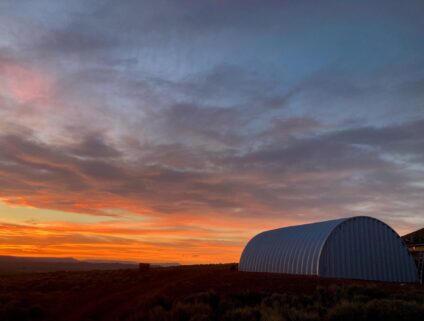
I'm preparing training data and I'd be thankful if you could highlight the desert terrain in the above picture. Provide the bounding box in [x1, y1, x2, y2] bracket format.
[0, 264, 423, 321]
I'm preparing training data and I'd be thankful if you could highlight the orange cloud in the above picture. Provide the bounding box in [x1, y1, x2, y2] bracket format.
[0, 220, 245, 264]
[0, 198, 312, 264]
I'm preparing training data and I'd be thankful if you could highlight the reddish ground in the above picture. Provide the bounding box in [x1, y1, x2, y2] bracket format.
[0, 265, 422, 321]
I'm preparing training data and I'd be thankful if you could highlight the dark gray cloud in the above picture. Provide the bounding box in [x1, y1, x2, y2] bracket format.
[69, 135, 122, 158]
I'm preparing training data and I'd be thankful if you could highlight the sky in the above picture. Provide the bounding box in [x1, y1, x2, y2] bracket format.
[0, 0, 424, 264]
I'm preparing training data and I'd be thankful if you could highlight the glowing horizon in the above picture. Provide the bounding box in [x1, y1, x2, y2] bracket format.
[0, 200, 418, 264]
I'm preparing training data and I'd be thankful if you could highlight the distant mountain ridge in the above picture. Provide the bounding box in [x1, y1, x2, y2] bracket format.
[0, 255, 138, 274]
[0, 255, 180, 274]
[0, 256, 79, 263]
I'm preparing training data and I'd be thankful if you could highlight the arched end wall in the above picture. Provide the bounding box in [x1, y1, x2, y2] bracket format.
[318, 217, 417, 282]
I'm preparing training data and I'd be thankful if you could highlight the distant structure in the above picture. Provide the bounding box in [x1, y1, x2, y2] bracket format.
[403, 228, 424, 284]
[239, 216, 418, 283]
[138, 263, 150, 272]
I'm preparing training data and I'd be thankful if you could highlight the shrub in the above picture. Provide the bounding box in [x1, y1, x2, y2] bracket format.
[364, 299, 424, 321]
[326, 299, 424, 321]
[259, 306, 285, 321]
[326, 301, 364, 321]
[284, 308, 320, 321]
[222, 306, 261, 321]
[147, 306, 169, 321]
[139, 284, 424, 321]
[171, 302, 212, 321]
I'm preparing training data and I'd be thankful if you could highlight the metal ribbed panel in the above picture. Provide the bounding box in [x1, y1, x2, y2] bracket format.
[239, 216, 418, 283]
[239, 218, 345, 275]
[318, 217, 418, 282]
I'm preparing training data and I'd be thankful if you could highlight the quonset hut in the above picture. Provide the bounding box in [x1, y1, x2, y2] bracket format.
[239, 216, 418, 282]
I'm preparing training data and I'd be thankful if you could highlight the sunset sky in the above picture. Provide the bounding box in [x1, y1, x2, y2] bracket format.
[1, 0, 424, 264]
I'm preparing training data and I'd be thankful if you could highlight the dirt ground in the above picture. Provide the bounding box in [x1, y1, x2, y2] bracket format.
[0, 265, 422, 321]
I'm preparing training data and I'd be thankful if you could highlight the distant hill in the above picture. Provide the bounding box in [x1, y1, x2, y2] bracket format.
[151, 262, 181, 267]
[0, 256, 79, 263]
[0, 256, 138, 274]
[0, 256, 180, 274]
[83, 259, 180, 267]
[402, 228, 424, 244]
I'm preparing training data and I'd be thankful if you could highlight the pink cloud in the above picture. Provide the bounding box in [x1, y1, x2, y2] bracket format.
[0, 63, 52, 104]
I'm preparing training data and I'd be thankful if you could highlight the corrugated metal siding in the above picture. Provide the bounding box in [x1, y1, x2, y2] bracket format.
[319, 217, 418, 282]
[239, 216, 418, 282]
[239, 218, 345, 274]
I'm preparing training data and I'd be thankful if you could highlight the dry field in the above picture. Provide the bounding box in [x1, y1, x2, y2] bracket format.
[0, 265, 423, 321]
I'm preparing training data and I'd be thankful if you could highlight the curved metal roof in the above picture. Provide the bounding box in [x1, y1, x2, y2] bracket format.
[239, 216, 418, 282]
